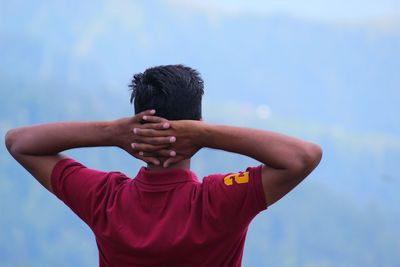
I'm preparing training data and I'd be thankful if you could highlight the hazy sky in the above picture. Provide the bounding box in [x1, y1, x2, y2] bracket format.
[169, 0, 400, 21]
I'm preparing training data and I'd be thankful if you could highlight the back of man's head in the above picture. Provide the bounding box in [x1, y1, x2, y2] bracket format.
[129, 64, 204, 120]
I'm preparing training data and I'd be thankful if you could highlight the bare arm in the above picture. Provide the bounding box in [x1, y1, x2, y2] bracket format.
[4, 110, 173, 192]
[200, 124, 322, 205]
[132, 118, 323, 206]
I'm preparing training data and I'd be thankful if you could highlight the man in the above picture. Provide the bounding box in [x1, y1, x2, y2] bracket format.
[5, 65, 322, 266]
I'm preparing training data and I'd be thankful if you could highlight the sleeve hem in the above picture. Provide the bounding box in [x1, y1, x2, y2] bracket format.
[50, 157, 76, 197]
[250, 165, 268, 211]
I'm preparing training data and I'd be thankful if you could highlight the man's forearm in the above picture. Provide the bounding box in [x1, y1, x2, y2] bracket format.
[5, 121, 116, 156]
[200, 124, 322, 172]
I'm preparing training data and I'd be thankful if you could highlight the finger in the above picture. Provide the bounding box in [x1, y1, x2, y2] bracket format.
[131, 143, 170, 152]
[133, 136, 176, 146]
[133, 128, 169, 137]
[138, 122, 171, 130]
[142, 115, 168, 124]
[133, 153, 160, 166]
[138, 149, 177, 158]
[163, 156, 184, 168]
[133, 110, 156, 122]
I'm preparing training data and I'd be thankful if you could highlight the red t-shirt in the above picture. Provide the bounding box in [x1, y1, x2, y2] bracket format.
[51, 158, 268, 267]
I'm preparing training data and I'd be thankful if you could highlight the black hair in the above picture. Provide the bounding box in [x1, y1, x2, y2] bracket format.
[129, 64, 204, 120]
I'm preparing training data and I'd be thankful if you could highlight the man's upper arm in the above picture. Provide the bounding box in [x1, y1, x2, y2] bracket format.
[204, 166, 268, 230]
[261, 165, 309, 206]
[16, 154, 129, 227]
[10, 152, 67, 193]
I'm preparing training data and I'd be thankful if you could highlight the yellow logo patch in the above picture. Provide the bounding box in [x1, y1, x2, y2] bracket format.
[224, 172, 249, 186]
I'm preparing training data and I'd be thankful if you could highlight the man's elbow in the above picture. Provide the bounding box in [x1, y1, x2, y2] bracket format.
[5, 129, 18, 154]
[292, 143, 323, 175]
[307, 143, 323, 166]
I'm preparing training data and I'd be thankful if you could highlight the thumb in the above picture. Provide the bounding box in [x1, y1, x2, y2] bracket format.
[163, 156, 183, 168]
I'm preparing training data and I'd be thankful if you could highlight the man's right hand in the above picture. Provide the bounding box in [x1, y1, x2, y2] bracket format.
[112, 111, 176, 166]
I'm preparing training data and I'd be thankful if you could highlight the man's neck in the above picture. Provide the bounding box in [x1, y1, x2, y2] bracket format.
[146, 159, 191, 171]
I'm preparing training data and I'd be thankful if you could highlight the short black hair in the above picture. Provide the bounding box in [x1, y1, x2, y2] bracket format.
[129, 64, 204, 120]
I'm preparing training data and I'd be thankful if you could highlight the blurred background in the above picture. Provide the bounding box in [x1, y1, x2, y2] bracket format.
[1, 0, 399, 266]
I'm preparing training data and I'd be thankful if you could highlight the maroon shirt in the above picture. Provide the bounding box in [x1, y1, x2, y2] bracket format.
[51, 158, 268, 267]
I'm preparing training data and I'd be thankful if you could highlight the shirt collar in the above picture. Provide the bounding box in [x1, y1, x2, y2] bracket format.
[135, 167, 199, 185]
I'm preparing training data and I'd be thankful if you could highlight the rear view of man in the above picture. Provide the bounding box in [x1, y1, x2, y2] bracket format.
[5, 65, 322, 266]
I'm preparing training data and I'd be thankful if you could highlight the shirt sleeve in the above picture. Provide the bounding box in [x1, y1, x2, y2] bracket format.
[51, 157, 129, 228]
[203, 165, 268, 230]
